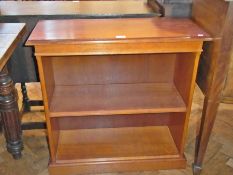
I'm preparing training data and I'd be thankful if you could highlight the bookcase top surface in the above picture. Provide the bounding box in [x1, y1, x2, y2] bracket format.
[26, 18, 211, 45]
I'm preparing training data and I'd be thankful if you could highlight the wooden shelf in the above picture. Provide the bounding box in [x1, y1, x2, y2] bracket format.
[56, 126, 179, 163]
[26, 18, 208, 173]
[49, 83, 186, 117]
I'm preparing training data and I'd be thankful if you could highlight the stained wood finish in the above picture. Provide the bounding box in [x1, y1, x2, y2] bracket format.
[33, 41, 204, 56]
[36, 56, 58, 160]
[50, 83, 186, 117]
[56, 126, 179, 162]
[50, 54, 176, 85]
[0, 1, 160, 17]
[192, 1, 233, 174]
[0, 23, 26, 159]
[0, 0, 163, 84]
[49, 157, 186, 175]
[51, 113, 178, 130]
[172, 52, 201, 153]
[0, 68, 22, 159]
[46, 54, 186, 117]
[26, 18, 211, 46]
[27, 18, 209, 174]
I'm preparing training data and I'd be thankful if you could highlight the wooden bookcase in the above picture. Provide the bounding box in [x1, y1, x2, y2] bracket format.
[26, 18, 211, 175]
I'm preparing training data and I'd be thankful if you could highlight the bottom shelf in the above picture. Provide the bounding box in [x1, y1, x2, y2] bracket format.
[56, 126, 180, 163]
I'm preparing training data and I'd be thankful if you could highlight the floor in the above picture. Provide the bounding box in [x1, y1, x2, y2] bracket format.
[0, 83, 233, 175]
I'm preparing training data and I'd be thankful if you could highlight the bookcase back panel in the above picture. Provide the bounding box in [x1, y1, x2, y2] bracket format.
[51, 113, 179, 130]
[46, 54, 176, 85]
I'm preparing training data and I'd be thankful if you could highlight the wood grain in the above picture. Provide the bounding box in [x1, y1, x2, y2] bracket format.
[34, 41, 204, 56]
[0, 23, 25, 159]
[0, 1, 158, 16]
[49, 54, 176, 85]
[49, 83, 186, 117]
[36, 56, 58, 162]
[49, 156, 186, 175]
[56, 126, 179, 163]
[51, 113, 175, 130]
[26, 18, 211, 46]
[27, 17, 208, 173]
[192, 0, 233, 174]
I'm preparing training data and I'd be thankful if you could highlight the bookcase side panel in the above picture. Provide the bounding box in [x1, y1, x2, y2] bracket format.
[36, 55, 57, 161]
[172, 52, 201, 152]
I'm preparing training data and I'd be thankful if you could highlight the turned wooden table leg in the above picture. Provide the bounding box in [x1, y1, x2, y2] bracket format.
[0, 68, 23, 159]
[21, 82, 31, 112]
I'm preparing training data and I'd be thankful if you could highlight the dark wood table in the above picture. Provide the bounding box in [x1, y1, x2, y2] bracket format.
[0, 0, 162, 17]
[0, 23, 26, 159]
[192, 0, 233, 174]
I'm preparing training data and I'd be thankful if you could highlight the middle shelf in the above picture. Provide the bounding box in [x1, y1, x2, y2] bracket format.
[49, 83, 186, 117]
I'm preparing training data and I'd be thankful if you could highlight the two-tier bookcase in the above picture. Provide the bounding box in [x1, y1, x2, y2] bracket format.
[26, 18, 211, 175]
